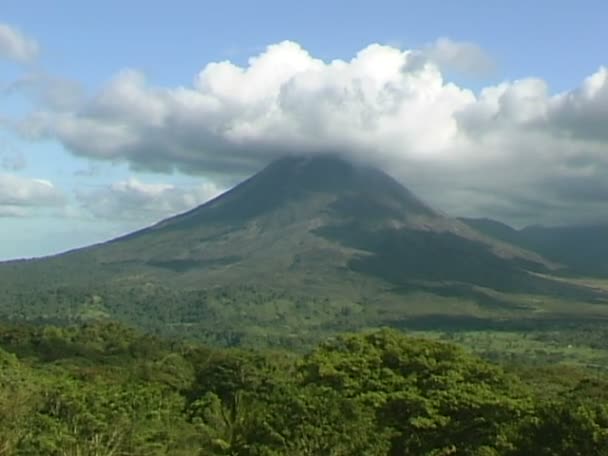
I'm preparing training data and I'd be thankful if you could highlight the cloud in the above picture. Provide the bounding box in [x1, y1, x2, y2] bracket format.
[425, 37, 495, 76]
[4, 73, 85, 111]
[0, 173, 65, 217]
[11, 40, 608, 226]
[0, 205, 26, 217]
[549, 67, 608, 141]
[18, 42, 475, 174]
[76, 178, 222, 221]
[0, 23, 39, 63]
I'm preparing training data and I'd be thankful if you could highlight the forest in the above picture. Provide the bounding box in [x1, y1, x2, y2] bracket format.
[2, 321, 608, 455]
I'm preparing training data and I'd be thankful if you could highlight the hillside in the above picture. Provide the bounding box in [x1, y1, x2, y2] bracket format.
[1, 155, 608, 347]
[462, 218, 608, 277]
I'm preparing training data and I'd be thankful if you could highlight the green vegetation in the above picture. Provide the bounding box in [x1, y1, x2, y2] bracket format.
[2, 322, 608, 455]
[411, 328, 608, 371]
[3, 276, 608, 359]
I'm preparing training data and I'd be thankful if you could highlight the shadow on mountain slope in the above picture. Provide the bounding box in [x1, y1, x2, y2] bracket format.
[315, 223, 606, 301]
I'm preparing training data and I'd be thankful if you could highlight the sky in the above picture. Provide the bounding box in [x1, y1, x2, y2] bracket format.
[1, 0, 608, 260]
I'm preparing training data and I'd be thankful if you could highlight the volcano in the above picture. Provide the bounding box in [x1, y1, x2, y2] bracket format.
[1, 155, 606, 345]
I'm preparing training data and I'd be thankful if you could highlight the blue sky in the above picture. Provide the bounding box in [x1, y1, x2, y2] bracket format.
[1, 1, 608, 259]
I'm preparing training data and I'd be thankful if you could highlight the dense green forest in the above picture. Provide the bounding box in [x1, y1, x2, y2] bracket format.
[2, 321, 608, 455]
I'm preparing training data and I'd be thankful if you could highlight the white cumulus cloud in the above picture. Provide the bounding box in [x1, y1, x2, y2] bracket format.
[11, 40, 608, 226]
[0, 173, 65, 217]
[19, 41, 475, 173]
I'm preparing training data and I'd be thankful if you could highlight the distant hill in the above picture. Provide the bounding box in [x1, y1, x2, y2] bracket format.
[461, 218, 608, 277]
[1, 155, 607, 347]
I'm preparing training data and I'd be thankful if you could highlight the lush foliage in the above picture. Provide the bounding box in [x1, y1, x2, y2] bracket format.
[2, 322, 608, 455]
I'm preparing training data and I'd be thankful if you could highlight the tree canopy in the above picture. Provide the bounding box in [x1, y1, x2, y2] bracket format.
[1, 322, 608, 455]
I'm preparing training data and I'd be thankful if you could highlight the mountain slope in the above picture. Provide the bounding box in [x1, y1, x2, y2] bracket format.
[462, 218, 608, 277]
[88, 155, 551, 278]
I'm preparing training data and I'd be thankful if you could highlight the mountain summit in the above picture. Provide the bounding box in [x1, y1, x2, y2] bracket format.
[1, 154, 604, 345]
[150, 154, 435, 231]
